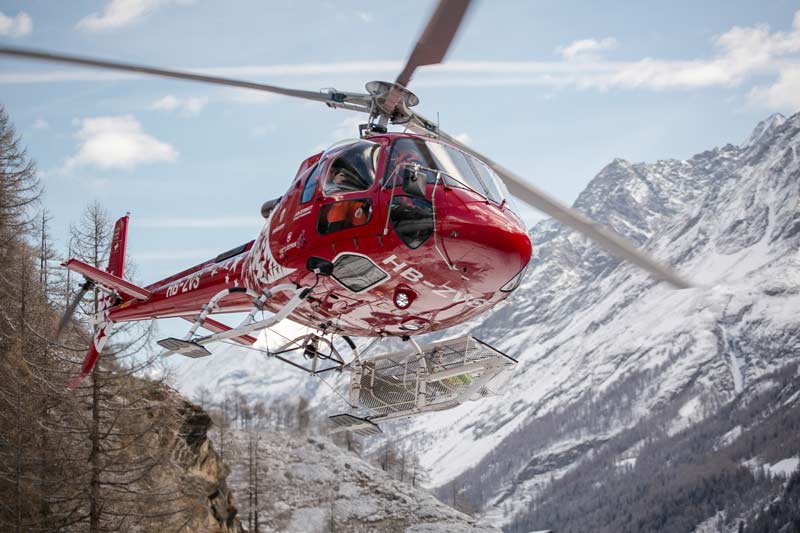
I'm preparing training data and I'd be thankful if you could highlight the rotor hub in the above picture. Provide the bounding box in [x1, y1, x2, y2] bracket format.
[366, 81, 420, 125]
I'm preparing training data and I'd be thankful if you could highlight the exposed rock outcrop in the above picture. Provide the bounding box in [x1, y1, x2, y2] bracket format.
[175, 399, 244, 533]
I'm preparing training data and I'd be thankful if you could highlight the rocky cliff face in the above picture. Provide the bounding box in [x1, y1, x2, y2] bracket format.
[176, 400, 245, 533]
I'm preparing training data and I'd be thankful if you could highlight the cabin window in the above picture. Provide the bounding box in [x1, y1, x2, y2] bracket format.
[389, 195, 433, 249]
[317, 199, 373, 235]
[332, 254, 388, 293]
[323, 141, 380, 196]
[301, 163, 322, 204]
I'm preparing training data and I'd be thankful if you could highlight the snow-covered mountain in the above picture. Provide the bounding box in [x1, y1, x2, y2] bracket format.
[168, 112, 800, 531]
[416, 111, 800, 529]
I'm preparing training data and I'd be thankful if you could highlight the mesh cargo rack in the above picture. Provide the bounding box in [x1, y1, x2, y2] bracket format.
[346, 336, 516, 423]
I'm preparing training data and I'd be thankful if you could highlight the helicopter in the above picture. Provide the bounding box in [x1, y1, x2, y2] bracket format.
[0, 0, 690, 434]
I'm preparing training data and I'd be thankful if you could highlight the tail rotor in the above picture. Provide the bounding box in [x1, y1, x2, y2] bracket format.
[57, 279, 94, 340]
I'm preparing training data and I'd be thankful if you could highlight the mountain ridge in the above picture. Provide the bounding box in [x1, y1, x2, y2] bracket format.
[421, 110, 800, 529]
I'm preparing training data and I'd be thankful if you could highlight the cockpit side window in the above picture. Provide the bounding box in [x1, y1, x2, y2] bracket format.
[389, 195, 433, 249]
[323, 142, 380, 196]
[300, 163, 321, 204]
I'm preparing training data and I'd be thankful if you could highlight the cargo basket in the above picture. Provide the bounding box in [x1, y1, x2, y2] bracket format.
[348, 336, 516, 422]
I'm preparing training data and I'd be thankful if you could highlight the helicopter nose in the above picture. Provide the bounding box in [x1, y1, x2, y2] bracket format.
[435, 192, 532, 293]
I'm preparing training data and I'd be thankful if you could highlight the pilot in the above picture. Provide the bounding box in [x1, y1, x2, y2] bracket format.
[325, 168, 357, 195]
[331, 170, 348, 189]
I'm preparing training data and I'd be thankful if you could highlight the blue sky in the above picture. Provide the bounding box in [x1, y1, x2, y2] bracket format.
[1, 0, 799, 290]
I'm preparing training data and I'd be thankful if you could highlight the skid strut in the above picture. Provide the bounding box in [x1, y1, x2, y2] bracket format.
[157, 284, 308, 357]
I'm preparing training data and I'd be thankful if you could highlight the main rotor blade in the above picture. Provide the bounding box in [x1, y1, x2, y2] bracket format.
[396, 0, 472, 87]
[0, 46, 371, 110]
[408, 115, 692, 289]
[57, 281, 92, 340]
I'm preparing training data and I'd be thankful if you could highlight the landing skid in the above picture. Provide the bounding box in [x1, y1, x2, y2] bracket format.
[157, 283, 309, 357]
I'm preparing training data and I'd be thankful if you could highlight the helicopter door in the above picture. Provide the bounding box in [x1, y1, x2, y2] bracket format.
[382, 138, 440, 253]
[306, 141, 385, 253]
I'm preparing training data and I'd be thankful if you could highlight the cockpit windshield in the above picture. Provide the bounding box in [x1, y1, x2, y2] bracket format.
[385, 137, 508, 204]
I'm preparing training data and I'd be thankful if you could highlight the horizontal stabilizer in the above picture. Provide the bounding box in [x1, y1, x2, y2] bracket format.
[180, 316, 257, 346]
[62, 258, 151, 300]
[156, 338, 212, 358]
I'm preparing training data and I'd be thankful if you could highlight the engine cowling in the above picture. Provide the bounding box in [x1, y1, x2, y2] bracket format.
[261, 197, 281, 219]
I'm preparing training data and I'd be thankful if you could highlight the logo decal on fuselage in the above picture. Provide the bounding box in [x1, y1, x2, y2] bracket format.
[381, 255, 486, 308]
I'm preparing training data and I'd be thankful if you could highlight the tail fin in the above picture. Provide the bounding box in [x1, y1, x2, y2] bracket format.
[67, 213, 130, 389]
[107, 212, 130, 278]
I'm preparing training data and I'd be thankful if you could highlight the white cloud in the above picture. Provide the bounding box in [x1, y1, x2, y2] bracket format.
[65, 115, 178, 170]
[76, 0, 194, 31]
[558, 37, 617, 61]
[330, 115, 364, 140]
[32, 118, 50, 130]
[183, 96, 208, 115]
[356, 11, 373, 23]
[150, 94, 180, 111]
[0, 10, 32, 36]
[748, 65, 800, 109]
[312, 116, 364, 152]
[453, 132, 471, 145]
[150, 95, 208, 116]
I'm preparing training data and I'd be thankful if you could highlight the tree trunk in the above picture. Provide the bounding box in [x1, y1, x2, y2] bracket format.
[254, 435, 259, 533]
[89, 371, 101, 533]
[89, 233, 101, 533]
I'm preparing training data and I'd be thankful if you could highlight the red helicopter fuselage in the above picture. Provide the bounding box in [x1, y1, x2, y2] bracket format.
[106, 132, 532, 338]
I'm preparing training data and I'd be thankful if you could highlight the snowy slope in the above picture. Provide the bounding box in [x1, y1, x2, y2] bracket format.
[224, 430, 500, 533]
